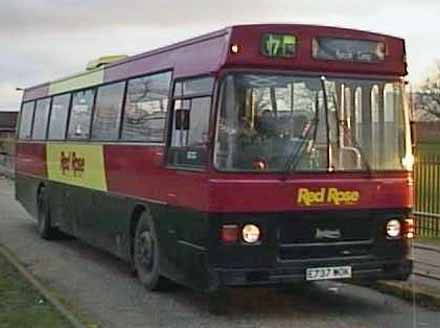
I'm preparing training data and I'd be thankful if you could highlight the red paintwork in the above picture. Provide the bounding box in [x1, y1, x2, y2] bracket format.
[102, 145, 414, 212]
[15, 142, 47, 177]
[104, 144, 414, 212]
[205, 173, 413, 213]
[16, 24, 411, 214]
[22, 24, 406, 102]
[226, 24, 406, 76]
[104, 145, 211, 210]
[16, 142, 413, 213]
[103, 30, 229, 83]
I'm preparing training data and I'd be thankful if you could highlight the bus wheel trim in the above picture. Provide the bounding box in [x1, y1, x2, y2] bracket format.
[134, 212, 164, 291]
[137, 230, 155, 271]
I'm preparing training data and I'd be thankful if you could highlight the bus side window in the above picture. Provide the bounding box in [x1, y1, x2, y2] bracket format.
[121, 71, 171, 142]
[168, 77, 214, 168]
[48, 94, 71, 140]
[32, 98, 51, 140]
[68, 89, 95, 140]
[18, 101, 35, 140]
[92, 82, 125, 141]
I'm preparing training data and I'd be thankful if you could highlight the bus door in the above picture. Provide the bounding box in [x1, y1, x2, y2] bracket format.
[161, 77, 214, 277]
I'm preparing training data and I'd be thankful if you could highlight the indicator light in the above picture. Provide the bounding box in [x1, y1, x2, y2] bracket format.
[230, 44, 240, 54]
[404, 218, 415, 239]
[222, 224, 239, 244]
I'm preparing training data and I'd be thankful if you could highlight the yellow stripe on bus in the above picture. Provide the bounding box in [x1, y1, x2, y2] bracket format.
[46, 144, 108, 191]
[49, 69, 104, 95]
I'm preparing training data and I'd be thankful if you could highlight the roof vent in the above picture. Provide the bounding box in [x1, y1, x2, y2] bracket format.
[86, 55, 128, 71]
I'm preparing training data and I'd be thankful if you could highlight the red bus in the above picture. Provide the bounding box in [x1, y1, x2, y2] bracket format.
[15, 24, 415, 292]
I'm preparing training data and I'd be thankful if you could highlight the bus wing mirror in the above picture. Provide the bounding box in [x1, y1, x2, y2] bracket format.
[410, 120, 416, 148]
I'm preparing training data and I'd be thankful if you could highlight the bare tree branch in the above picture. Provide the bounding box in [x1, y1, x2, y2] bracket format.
[417, 62, 440, 120]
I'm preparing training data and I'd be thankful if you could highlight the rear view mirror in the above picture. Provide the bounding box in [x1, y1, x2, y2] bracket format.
[410, 120, 416, 148]
[175, 110, 190, 130]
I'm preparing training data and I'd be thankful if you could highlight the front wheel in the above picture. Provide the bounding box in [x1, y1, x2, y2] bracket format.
[133, 211, 169, 291]
[37, 188, 57, 240]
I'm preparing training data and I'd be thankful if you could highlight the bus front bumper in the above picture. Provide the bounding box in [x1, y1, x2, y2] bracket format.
[211, 258, 413, 288]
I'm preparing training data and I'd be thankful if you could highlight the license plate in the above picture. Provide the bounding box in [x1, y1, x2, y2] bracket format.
[306, 266, 352, 281]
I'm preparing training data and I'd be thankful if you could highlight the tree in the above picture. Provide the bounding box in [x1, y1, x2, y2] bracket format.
[418, 62, 440, 120]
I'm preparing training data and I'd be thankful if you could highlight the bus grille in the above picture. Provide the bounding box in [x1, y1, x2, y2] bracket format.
[279, 243, 373, 261]
[278, 215, 375, 244]
[277, 215, 375, 261]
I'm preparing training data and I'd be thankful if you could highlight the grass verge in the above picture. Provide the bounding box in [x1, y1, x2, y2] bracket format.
[374, 280, 440, 310]
[0, 251, 73, 328]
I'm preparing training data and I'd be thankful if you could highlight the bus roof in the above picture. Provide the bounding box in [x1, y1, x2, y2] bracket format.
[23, 24, 406, 102]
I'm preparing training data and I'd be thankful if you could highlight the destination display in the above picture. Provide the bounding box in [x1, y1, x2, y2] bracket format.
[313, 37, 386, 62]
[261, 33, 296, 58]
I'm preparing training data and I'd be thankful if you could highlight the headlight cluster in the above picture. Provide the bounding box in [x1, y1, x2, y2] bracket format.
[242, 224, 261, 243]
[221, 224, 261, 244]
[386, 218, 415, 239]
[386, 219, 401, 238]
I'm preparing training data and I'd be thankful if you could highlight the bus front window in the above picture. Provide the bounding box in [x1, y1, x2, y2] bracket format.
[214, 73, 411, 173]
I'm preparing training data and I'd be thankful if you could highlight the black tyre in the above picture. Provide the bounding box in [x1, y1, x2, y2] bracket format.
[134, 210, 169, 291]
[37, 188, 57, 240]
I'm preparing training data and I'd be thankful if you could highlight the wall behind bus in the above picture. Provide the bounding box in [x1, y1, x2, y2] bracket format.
[0, 111, 18, 178]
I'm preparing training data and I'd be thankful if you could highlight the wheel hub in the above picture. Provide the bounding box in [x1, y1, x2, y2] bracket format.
[137, 230, 154, 271]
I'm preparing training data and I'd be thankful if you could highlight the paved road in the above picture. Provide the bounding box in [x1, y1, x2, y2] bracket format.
[0, 177, 438, 328]
[414, 245, 440, 283]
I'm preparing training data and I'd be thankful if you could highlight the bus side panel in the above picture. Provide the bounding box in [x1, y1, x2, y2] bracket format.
[15, 142, 47, 178]
[15, 174, 41, 220]
[15, 142, 47, 218]
[82, 189, 134, 260]
[151, 204, 211, 291]
[104, 145, 165, 201]
[104, 145, 211, 211]
[104, 144, 213, 289]
[47, 180, 78, 237]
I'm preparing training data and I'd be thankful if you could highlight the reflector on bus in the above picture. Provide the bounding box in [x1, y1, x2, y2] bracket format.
[312, 37, 386, 63]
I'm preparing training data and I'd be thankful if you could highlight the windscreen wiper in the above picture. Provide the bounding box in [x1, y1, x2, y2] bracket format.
[320, 76, 332, 172]
[283, 91, 320, 173]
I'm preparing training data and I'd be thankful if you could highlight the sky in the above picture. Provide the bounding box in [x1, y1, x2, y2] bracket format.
[1, 0, 439, 111]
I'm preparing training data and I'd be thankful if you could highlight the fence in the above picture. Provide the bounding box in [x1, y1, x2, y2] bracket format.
[0, 134, 15, 178]
[0, 153, 14, 178]
[414, 150, 440, 238]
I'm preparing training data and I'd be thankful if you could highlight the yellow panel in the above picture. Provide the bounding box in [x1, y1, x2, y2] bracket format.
[46, 144, 107, 191]
[49, 69, 104, 95]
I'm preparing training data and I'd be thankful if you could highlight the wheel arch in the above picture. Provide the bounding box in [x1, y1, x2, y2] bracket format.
[36, 181, 47, 206]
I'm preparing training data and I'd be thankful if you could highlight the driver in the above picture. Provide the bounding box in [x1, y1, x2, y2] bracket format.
[256, 110, 277, 137]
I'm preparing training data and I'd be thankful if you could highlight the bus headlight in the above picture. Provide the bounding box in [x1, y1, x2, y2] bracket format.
[386, 219, 401, 238]
[242, 224, 261, 244]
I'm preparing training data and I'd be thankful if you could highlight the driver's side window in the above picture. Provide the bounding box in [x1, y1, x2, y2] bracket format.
[167, 77, 214, 168]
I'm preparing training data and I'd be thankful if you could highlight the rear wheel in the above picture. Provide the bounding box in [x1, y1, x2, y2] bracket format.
[134, 211, 169, 291]
[37, 188, 57, 240]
